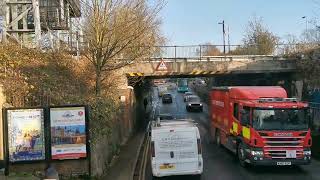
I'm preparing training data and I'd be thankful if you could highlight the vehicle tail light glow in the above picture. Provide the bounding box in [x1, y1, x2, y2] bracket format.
[197, 139, 202, 154]
[151, 141, 155, 157]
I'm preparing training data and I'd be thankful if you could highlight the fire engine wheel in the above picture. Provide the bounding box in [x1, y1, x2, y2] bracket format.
[152, 176, 159, 180]
[215, 130, 221, 147]
[237, 142, 248, 167]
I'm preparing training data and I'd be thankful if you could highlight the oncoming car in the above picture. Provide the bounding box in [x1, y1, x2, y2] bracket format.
[186, 95, 203, 112]
[162, 93, 173, 103]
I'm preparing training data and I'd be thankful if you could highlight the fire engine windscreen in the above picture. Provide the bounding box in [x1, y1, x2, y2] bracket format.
[252, 109, 309, 131]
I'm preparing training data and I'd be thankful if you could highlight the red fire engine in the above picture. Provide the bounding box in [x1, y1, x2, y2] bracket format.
[210, 86, 311, 166]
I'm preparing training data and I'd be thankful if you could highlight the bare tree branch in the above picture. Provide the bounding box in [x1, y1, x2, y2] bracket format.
[81, 0, 164, 96]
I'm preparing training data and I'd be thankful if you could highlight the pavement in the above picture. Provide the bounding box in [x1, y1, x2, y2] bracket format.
[0, 174, 40, 180]
[104, 131, 145, 180]
[0, 133, 145, 180]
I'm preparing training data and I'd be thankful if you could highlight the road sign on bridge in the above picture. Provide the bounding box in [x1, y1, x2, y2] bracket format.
[156, 59, 168, 71]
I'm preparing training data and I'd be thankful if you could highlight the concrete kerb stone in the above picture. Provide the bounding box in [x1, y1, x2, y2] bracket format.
[130, 133, 147, 180]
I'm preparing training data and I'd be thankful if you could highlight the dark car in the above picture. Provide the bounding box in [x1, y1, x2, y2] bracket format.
[162, 93, 173, 103]
[186, 95, 203, 112]
[158, 113, 174, 120]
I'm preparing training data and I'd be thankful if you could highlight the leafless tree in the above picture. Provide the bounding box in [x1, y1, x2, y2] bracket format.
[201, 43, 221, 56]
[242, 16, 279, 55]
[81, 0, 164, 96]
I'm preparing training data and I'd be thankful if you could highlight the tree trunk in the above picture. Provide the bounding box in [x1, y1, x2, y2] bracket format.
[95, 69, 102, 97]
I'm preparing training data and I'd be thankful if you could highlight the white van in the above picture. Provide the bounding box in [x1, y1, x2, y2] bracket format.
[150, 120, 203, 179]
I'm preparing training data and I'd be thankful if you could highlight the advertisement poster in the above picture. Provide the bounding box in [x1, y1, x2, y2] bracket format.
[50, 107, 87, 160]
[7, 109, 45, 162]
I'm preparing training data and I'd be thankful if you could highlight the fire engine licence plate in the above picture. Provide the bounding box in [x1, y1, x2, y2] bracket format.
[160, 164, 175, 170]
[286, 150, 297, 158]
[277, 162, 291, 166]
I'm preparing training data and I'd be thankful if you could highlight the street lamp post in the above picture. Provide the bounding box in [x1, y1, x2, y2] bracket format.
[302, 16, 308, 42]
[218, 20, 226, 54]
[302, 16, 308, 32]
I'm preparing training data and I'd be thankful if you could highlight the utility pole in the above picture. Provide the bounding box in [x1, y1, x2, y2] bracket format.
[218, 20, 226, 54]
[227, 25, 231, 53]
[32, 0, 41, 47]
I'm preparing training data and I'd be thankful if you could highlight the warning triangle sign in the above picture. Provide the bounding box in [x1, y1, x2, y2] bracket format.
[156, 60, 168, 71]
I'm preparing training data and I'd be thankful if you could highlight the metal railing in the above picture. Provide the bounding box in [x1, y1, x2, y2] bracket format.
[147, 44, 320, 60]
[72, 43, 320, 61]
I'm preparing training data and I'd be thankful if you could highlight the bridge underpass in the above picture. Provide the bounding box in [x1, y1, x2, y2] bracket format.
[125, 55, 301, 99]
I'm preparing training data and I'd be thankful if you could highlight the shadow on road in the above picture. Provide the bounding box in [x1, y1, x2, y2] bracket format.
[245, 165, 308, 175]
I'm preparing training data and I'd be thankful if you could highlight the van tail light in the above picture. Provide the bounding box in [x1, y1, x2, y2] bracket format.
[197, 139, 202, 154]
[151, 141, 155, 157]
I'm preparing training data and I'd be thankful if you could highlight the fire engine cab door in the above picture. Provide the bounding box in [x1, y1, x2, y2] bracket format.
[154, 128, 199, 173]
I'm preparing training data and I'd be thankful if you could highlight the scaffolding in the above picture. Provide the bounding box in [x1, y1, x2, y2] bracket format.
[3, 0, 81, 49]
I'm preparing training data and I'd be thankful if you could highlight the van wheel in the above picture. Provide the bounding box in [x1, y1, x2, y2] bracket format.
[193, 174, 202, 180]
[237, 142, 248, 167]
[215, 130, 221, 147]
[152, 175, 159, 180]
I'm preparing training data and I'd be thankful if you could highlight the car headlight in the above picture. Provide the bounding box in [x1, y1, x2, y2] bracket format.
[188, 104, 192, 106]
[200, 103, 203, 106]
[303, 151, 311, 156]
[251, 150, 263, 156]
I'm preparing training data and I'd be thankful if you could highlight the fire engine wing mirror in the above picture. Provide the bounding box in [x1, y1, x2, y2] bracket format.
[240, 109, 250, 126]
[240, 109, 246, 114]
[240, 119, 250, 126]
[307, 109, 313, 129]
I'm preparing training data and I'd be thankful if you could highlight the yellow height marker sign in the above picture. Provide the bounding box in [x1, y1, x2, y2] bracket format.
[242, 127, 250, 139]
[230, 122, 238, 135]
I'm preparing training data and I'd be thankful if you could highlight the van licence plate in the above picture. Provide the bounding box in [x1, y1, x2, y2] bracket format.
[277, 162, 291, 166]
[159, 164, 175, 170]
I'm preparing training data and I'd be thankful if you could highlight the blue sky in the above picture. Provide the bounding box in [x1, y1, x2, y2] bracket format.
[159, 0, 318, 45]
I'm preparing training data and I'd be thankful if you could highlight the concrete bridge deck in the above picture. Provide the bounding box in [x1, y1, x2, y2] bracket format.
[125, 56, 298, 78]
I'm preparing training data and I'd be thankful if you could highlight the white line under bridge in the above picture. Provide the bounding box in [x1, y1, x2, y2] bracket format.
[117, 44, 316, 78]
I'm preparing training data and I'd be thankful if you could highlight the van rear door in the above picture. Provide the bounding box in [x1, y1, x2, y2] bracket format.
[153, 127, 200, 174]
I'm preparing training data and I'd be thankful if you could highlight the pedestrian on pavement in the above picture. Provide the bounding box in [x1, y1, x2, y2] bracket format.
[44, 163, 59, 180]
[144, 97, 148, 110]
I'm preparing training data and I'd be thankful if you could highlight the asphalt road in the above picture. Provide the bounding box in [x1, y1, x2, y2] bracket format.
[145, 85, 320, 180]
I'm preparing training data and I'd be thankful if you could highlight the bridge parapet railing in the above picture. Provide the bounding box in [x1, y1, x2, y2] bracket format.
[149, 44, 319, 61]
[148, 55, 282, 62]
